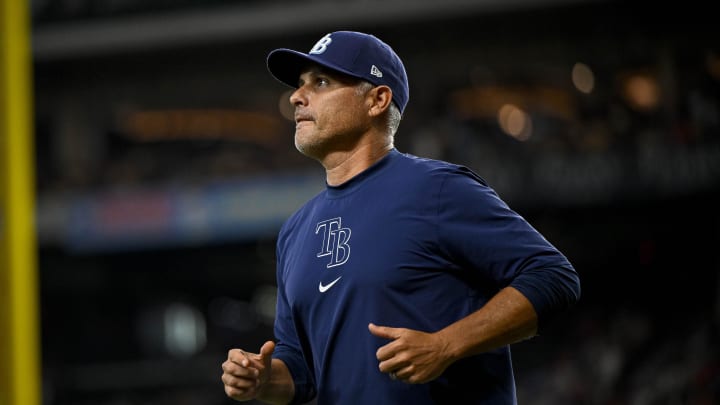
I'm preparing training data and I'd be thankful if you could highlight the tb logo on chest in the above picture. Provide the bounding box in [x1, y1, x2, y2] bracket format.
[315, 217, 352, 268]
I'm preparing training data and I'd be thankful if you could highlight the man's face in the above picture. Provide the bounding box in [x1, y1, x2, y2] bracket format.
[290, 66, 372, 159]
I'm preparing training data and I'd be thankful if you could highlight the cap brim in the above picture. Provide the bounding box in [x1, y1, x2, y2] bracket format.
[267, 48, 364, 89]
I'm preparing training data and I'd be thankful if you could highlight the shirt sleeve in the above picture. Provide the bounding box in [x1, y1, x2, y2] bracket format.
[272, 235, 317, 404]
[434, 165, 581, 330]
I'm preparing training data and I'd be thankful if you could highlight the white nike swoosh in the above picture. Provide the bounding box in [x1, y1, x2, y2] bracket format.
[318, 276, 342, 293]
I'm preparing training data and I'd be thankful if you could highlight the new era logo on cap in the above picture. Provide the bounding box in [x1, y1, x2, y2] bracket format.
[266, 31, 409, 114]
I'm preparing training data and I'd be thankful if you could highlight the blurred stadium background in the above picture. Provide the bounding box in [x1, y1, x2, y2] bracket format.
[1, 0, 719, 403]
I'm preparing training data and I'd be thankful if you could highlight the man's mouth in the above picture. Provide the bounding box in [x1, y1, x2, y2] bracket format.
[294, 110, 313, 124]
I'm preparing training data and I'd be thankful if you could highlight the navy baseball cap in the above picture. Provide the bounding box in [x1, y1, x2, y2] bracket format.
[267, 31, 409, 114]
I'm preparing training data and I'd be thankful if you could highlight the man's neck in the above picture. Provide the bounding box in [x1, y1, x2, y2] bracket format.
[322, 141, 393, 186]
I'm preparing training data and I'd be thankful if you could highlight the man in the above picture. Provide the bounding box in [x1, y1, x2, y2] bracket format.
[221, 31, 580, 404]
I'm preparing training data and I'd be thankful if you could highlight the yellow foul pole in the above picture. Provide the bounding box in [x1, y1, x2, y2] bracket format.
[0, 0, 41, 404]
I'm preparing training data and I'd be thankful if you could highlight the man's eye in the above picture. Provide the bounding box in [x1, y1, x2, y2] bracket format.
[317, 78, 329, 86]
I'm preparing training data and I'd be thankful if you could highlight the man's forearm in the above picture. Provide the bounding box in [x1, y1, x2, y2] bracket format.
[438, 286, 538, 361]
[256, 358, 296, 405]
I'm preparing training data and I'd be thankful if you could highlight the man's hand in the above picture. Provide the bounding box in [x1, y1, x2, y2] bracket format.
[222, 341, 276, 401]
[369, 323, 454, 384]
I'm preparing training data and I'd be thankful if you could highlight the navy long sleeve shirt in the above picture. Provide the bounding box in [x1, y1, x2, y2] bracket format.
[273, 149, 580, 404]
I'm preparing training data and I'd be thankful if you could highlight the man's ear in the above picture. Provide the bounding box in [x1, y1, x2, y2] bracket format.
[367, 85, 393, 117]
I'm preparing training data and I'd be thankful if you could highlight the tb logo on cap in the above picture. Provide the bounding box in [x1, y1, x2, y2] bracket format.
[310, 34, 332, 55]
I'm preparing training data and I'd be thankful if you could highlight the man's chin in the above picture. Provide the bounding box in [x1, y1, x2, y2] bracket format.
[294, 138, 321, 160]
